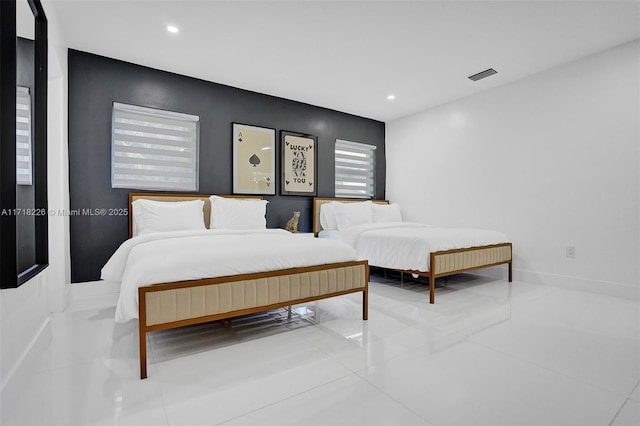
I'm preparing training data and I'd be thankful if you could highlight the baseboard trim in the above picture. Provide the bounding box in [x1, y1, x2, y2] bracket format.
[474, 265, 640, 301]
[70, 279, 120, 299]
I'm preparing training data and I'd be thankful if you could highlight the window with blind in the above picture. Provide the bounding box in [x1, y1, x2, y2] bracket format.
[16, 86, 32, 185]
[334, 139, 376, 198]
[111, 102, 199, 191]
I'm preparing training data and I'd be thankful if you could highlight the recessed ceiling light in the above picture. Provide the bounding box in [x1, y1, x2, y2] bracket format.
[387, 95, 395, 100]
[167, 25, 179, 34]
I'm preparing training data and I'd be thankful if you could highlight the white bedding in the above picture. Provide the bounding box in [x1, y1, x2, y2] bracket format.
[318, 222, 509, 272]
[103, 229, 357, 322]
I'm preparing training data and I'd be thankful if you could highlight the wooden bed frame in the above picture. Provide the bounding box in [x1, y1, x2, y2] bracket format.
[313, 197, 512, 304]
[128, 193, 369, 379]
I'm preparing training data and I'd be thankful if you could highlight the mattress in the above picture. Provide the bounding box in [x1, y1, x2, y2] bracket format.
[318, 222, 509, 272]
[102, 229, 358, 322]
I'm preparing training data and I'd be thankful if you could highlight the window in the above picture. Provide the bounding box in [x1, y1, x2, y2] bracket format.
[334, 139, 376, 198]
[111, 102, 199, 191]
[16, 86, 32, 185]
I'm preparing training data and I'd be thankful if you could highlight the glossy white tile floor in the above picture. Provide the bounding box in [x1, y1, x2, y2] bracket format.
[3, 272, 639, 426]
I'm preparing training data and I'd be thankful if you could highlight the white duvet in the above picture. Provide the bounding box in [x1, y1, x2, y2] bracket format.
[319, 222, 509, 273]
[102, 229, 357, 322]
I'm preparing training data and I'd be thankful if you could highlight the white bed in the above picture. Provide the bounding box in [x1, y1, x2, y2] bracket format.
[103, 193, 369, 379]
[104, 228, 360, 323]
[313, 198, 512, 304]
[319, 222, 509, 273]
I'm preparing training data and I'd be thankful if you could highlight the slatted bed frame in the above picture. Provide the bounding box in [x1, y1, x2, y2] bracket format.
[312, 197, 512, 304]
[129, 193, 369, 379]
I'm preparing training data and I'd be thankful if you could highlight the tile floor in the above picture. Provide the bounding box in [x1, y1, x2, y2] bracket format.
[2, 272, 639, 426]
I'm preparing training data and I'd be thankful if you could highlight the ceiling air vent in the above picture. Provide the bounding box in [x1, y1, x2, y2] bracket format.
[468, 68, 498, 81]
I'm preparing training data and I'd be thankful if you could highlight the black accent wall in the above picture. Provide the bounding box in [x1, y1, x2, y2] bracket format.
[68, 49, 385, 283]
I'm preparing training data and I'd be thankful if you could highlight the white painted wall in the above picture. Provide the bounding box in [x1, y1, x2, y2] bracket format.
[0, 2, 70, 413]
[386, 40, 639, 298]
[46, 4, 71, 312]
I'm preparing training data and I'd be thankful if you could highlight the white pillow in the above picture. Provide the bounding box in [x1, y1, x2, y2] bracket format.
[334, 201, 373, 231]
[132, 199, 205, 236]
[209, 195, 268, 229]
[320, 202, 339, 231]
[372, 203, 402, 223]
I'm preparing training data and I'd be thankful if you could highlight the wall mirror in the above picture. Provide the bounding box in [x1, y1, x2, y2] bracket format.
[0, 0, 48, 288]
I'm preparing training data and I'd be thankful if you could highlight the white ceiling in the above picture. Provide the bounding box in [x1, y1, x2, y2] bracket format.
[42, 0, 639, 122]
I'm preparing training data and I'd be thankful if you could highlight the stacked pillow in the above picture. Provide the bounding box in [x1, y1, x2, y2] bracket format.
[131, 195, 269, 236]
[209, 195, 268, 230]
[132, 199, 206, 236]
[320, 201, 403, 231]
[372, 203, 402, 223]
[319, 202, 339, 231]
[333, 201, 374, 231]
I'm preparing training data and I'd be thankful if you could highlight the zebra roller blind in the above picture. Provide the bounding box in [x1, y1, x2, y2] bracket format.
[16, 86, 32, 185]
[111, 102, 199, 191]
[335, 139, 376, 198]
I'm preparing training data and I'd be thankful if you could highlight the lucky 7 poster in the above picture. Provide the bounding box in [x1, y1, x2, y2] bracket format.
[281, 131, 317, 196]
[232, 123, 275, 195]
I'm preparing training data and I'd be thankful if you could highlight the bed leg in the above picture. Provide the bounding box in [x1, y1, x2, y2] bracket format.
[400, 271, 404, 287]
[138, 288, 148, 379]
[429, 253, 436, 304]
[508, 262, 513, 282]
[363, 264, 369, 320]
[363, 289, 368, 320]
[429, 276, 435, 304]
[139, 322, 147, 380]
[287, 305, 292, 320]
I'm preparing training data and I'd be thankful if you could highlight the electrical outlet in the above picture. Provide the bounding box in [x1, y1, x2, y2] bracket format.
[566, 246, 576, 259]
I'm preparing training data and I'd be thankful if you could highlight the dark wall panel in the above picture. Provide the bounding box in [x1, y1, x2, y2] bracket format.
[68, 49, 385, 283]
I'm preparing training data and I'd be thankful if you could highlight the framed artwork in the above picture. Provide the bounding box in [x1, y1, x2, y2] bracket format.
[232, 123, 276, 195]
[281, 130, 317, 196]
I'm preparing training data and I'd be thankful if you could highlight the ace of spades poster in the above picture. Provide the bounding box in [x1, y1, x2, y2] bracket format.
[232, 123, 276, 195]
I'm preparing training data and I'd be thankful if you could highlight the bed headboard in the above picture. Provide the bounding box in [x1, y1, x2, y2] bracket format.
[312, 197, 390, 236]
[128, 193, 263, 238]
